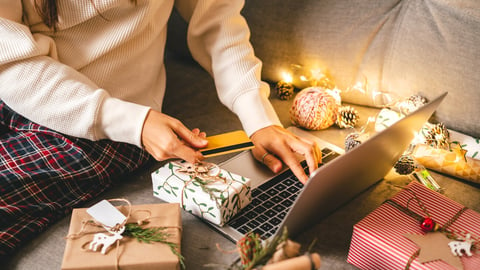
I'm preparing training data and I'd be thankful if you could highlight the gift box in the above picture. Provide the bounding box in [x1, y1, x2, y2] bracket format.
[152, 161, 251, 226]
[413, 144, 480, 184]
[347, 181, 480, 270]
[61, 203, 182, 270]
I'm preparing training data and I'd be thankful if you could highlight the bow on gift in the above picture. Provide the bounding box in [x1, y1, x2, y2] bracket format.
[173, 161, 245, 213]
[175, 161, 227, 184]
[386, 187, 479, 270]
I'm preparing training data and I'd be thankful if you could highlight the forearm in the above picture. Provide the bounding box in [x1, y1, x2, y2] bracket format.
[0, 55, 150, 146]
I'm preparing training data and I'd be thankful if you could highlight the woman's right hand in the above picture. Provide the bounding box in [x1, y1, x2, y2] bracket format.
[141, 109, 208, 163]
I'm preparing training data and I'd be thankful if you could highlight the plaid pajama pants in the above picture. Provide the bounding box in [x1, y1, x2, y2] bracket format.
[0, 101, 152, 257]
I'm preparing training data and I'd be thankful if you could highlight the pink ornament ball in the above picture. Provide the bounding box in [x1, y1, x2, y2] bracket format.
[290, 87, 339, 130]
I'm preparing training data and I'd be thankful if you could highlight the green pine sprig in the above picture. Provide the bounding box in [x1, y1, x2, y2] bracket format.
[124, 223, 185, 270]
[229, 227, 289, 270]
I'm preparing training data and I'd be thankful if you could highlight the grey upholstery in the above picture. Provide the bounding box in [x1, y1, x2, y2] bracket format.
[241, 0, 480, 138]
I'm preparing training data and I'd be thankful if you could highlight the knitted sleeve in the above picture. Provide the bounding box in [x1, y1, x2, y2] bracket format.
[0, 4, 149, 147]
[175, 0, 282, 136]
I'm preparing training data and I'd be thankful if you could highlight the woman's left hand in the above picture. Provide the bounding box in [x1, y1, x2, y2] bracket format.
[250, 125, 322, 184]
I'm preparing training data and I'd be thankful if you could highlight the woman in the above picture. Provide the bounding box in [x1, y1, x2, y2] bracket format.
[0, 0, 321, 257]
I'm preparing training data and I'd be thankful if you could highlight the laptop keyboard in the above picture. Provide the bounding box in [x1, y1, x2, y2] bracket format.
[227, 147, 341, 239]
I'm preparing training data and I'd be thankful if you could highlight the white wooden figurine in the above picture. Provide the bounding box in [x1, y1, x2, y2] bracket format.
[89, 226, 125, 255]
[448, 233, 474, 257]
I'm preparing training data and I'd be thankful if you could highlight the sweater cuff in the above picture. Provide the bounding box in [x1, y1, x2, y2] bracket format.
[232, 82, 283, 137]
[99, 97, 151, 147]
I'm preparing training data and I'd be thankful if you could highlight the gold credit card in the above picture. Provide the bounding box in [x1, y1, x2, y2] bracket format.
[200, 130, 254, 157]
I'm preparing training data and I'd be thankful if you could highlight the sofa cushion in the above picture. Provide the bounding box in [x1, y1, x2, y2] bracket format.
[166, 1, 480, 138]
[241, 0, 480, 138]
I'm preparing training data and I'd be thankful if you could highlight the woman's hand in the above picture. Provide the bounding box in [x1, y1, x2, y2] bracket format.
[141, 109, 208, 163]
[250, 125, 322, 184]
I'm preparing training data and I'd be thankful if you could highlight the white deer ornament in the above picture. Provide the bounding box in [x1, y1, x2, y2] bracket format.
[448, 233, 474, 257]
[89, 226, 125, 255]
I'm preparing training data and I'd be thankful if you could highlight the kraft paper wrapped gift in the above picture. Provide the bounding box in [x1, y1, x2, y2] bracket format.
[61, 203, 182, 270]
[152, 161, 251, 226]
[347, 181, 480, 270]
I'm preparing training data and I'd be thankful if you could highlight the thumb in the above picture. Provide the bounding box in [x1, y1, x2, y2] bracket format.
[175, 126, 208, 149]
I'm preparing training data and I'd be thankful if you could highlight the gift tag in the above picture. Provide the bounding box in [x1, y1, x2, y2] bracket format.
[86, 200, 127, 228]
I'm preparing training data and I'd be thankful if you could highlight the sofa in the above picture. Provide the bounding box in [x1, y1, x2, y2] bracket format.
[5, 1, 480, 269]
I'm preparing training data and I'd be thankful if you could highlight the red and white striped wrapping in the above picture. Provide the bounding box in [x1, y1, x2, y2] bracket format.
[347, 181, 480, 270]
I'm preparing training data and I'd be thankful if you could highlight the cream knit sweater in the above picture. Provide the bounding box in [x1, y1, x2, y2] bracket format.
[0, 0, 281, 148]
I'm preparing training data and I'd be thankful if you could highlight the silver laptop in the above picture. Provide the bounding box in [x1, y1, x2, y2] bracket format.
[213, 92, 447, 242]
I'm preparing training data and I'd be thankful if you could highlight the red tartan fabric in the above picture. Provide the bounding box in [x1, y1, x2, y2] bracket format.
[0, 101, 152, 258]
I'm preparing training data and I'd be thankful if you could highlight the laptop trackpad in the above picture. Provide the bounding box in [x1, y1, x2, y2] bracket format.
[220, 150, 278, 189]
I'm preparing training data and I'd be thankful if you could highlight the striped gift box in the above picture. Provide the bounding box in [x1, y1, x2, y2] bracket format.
[347, 181, 480, 270]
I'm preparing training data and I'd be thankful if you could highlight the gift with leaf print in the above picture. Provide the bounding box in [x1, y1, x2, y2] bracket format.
[152, 161, 252, 226]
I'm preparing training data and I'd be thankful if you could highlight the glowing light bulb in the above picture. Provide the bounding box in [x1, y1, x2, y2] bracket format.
[281, 71, 293, 84]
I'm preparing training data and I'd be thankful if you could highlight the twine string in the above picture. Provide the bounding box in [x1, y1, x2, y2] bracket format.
[403, 188, 432, 218]
[65, 198, 182, 270]
[404, 250, 420, 270]
[385, 199, 469, 235]
[175, 161, 244, 212]
[65, 198, 133, 240]
[384, 187, 477, 270]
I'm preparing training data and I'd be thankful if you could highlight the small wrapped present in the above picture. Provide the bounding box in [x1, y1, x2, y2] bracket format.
[61, 202, 182, 270]
[152, 161, 251, 226]
[224, 227, 321, 270]
[448, 129, 480, 160]
[347, 181, 480, 270]
[413, 144, 480, 184]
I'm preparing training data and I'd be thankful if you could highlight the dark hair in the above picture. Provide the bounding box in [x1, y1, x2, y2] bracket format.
[34, 0, 58, 30]
[33, 0, 137, 31]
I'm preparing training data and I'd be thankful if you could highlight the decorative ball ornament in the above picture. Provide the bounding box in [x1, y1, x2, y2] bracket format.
[394, 154, 416, 175]
[336, 105, 360, 128]
[421, 217, 437, 232]
[290, 87, 339, 130]
[275, 80, 295, 100]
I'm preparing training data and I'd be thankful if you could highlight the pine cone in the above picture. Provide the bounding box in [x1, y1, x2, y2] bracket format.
[345, 132, 362, 152]
[275, 81, 294, 100]
[424, 123, 450, 149]
[394, 154, 416, 175]
[336, 106, 359, 128]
